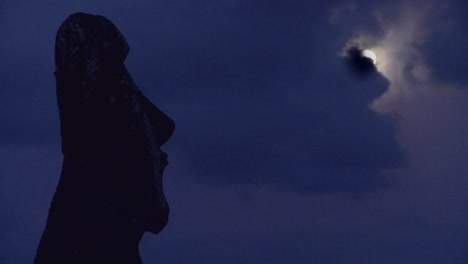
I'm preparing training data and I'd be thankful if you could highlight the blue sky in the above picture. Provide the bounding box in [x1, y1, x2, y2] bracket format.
[1, 0, 467, 263]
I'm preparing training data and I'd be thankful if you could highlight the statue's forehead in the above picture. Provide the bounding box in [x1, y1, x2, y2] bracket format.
[55, 12, 130, 69]
[59, 13, 127, 43]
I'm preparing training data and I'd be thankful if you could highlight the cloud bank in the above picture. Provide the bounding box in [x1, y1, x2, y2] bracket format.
[0, 0, 406, 195]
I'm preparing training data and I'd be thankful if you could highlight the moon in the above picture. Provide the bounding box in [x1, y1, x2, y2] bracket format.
[362, 49, 377, 65]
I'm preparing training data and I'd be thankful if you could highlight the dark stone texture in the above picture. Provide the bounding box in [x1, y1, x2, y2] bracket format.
[35, 12, 175, 263]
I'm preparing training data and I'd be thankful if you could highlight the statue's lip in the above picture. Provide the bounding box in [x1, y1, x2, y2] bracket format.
[160, 151, 168, 166]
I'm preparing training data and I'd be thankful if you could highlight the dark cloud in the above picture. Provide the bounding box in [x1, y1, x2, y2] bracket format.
[0, 0, 404, 195]
[420, 1, 468, 87]
[0, 145, 62, 263]
[170, 67, 404, 194]
[343, 46, 377, 76]
[151, 5, 405, 194]
[1, 1, 468, 263]
[139, 227, 468, 264]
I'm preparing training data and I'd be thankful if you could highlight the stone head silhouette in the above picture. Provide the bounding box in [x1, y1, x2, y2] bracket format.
[35, 13, 175, 264]
[55, 13, 129, 74]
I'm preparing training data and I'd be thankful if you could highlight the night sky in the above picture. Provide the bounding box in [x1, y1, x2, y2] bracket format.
[1, 0, 468, 263]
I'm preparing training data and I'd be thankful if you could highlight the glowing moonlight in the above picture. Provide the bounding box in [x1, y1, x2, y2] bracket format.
[362, 49, 377, 65]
